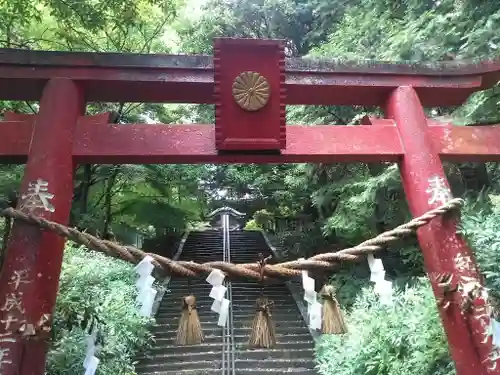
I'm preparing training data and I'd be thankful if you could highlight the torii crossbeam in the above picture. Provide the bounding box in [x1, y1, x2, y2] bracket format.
[0, 38, 500, 375]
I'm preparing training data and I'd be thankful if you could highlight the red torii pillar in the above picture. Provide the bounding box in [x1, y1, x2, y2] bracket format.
[387, 86, 496, 374]
[0, 79, 84, 374]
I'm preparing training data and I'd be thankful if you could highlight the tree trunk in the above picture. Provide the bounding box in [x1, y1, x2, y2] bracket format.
[103, 167, 119, 240]
[1, 193, 17, 270]
[458, 163, 490, 193]
[71, 164, 94, 227]
[1, 216, 11, 265]
[367, 162, 388, 233]
[80, 164, 93, 215]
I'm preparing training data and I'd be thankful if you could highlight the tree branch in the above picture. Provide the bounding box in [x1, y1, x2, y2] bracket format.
[327, 108, 349, 124]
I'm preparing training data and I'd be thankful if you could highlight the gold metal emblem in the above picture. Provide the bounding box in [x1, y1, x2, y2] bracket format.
[232, 71, 270, 111]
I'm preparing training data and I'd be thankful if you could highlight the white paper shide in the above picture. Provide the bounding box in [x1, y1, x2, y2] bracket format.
[300, 261, 322, 331]
[134, 255, 157, 317]
[83, 327, 99, 375]
[367, 254, 393, 305]
[207, 269, 230, 327]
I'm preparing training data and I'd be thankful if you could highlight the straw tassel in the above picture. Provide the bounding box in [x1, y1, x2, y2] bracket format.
[320, 285, 347, 334]
[248, 296, 276, 348]
[248, 253, 276, 348]
[176, 295, 203, 345]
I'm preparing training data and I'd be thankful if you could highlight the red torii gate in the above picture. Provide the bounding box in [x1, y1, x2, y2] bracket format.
[0, 38, 500, 375]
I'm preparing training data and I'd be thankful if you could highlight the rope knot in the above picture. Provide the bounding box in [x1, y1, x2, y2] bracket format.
[257, 253, 272, 282]
[256, 297, 274, 316]
[183, 295, 197, 313]
[320, 284, 339, 303]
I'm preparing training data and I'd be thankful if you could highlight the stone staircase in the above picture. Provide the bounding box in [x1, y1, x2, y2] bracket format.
[135, 230, 225, 375]
[135, 230, 317, 375]
[229, 231, 317, 375]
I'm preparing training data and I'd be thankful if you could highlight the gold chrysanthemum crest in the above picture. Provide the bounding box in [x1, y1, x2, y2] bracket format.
[232, 71, 270, 111]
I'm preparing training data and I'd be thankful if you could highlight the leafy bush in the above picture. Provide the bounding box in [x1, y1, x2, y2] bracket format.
[275, 226, 329, 259]
[0, 218, 5, 250]
[459, 195, 500, 306]
[315, 279, 455, 375]
[329, 267, 371, 310]
[244, 219, 262, 231]
[316, 198, 500, 375]
[318, 165, 407, 244]
[47, 244, 154, 375]
[253, 209, 274, 228]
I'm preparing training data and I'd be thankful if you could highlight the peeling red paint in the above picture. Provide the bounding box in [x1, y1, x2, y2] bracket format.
[0, 79, 84, 375]
[0, 122, 404, 164]
[214, 38, 286, 151]
[430, 125, 500, 162]
[0, 47, 499, 105]
[386, 86, 498, 375]
[0, 39, 499, 375]
[5, 120, 500, 164]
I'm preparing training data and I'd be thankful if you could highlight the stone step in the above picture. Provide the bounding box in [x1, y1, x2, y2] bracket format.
[162, 290, 292, 297]
[155, 306, 299, 317]
[158, 297, 297, 307]
[183, 240, 222, 243]
[151, 325, 310, 339]
[230, 253, 271, 257]
[151, 323, 220, 333]
[235, 369, 318, 375]
[156, 301, 299, 312]
[151, 333, 314, 345]
[136, 358, 316, 373]
[181, 247, 222, 249]
[181, 250, 223, 253]
[162, 285, 289, 292]
[151, 320, 309, 334]
[135, 359, 221, 372]
[165, 285, 289, 291]
[154, 308, 304, 319]
[235, 325, 311, 334]
[228, 248, 267, 251]
[236, 351, 314, 362]
[152, 324, 311, 338]
[144, 340, 314, 355]
[177, 254, 224, 258]
[155, 311, 305, 321]
[143, 342, 225, 355]
[234, 359, 316, 370]
[233, 241, 266, 244]
[229, 304, 299, 312]
[135, 370, 221, 375]
[180, 253, 223, 255]
[180, 247, 223, 250]
[138, 370, 317, 375]
[137, 350, 223, 363]
[230, 295, 296, 300]
[181, 244, 222, 247]
[138, 348, 314, 363]
[158, 296, 297, 304]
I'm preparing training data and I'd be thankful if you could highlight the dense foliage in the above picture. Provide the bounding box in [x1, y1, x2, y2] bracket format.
[316, 280, 455, 375]
[0, 0, 499, 374]
[47, 245, 153, 375]
[315, 197, 500, 375]
[460, 197, 500, 306]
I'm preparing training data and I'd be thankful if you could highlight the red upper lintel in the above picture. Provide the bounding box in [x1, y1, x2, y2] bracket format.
[0, 44, 499, 106]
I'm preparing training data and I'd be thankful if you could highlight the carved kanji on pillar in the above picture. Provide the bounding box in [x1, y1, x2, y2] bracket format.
[0, 79, 84, 375]
[386, 86, 499, 375]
